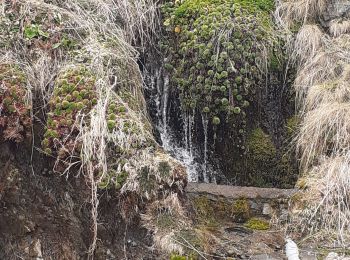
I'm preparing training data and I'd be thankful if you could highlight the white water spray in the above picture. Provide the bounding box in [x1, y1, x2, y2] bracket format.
[201, 114, 209, 183]
[152, 67, 200, 182]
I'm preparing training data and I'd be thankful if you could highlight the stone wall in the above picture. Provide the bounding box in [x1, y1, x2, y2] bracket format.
[186, 183, 297, 222]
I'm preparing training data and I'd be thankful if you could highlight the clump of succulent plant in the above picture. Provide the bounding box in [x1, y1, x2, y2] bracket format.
[161, 0, 277, 155]
[42, 66, 97, 167]
[0, 64, 32, 143]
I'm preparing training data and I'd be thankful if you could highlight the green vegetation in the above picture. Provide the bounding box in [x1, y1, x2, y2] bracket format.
[170, 254, 187, 260]
[24, 23, 49, 39]
[247, 128, 276, 161]
[0, 64, 32, 143]
[231, 198, 250, 222]
[42, 66, 97, 161]
[246, 127, 297, 187]
[244, 217, 270, 230]
[193, 196, 217, 225]
[161, 0, 277, 157]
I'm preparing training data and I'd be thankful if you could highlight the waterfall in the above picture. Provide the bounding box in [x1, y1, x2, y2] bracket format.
[202, 114, 209, 183]
[151, 67, 201, 182]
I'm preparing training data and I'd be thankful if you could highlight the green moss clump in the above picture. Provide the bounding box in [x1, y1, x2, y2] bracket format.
[212, 116, 220, 125]
[158, 161, 172, 177]
[286, 115, 300, 138]
[246, 127, 297, 187]
[231, 198, 250, 222]
[170, 254, 190, 260]
[107, 120, 116, 131]
[244, 217, 270, 230]
[247, 128, 276, 161]
[202, 106, 210, 113]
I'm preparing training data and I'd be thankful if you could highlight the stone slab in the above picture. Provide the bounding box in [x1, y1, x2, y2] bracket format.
[186, 183, 297, 200]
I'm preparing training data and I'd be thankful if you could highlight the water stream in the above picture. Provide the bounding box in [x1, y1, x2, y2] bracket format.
[149, 67, 208, 182]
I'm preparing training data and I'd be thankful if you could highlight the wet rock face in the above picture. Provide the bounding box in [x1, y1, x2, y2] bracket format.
[145, 0, 298, 186]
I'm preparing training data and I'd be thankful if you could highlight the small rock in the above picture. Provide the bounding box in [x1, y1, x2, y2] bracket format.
[262, 203, 272, 216]
[250, 201, 259, 210]
[106, 249, 116, 259]
[29, 239, 42, 258]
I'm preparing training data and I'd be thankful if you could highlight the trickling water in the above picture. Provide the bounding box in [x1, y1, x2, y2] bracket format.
[183, 112, 189, 151]
[188, 111, 195, 158]
[151, 67, 200, 182]
[202, 114, 209, 183]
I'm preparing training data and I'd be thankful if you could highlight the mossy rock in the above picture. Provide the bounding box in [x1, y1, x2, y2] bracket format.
[244, 217, 270, 230]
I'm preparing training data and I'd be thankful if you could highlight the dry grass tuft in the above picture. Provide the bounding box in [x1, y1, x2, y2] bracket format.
[275, 0, 327, 28]
[291, 154, 350, 244]
[277, 0, 350, 246]
[142, 193, 190, 254]
[304, 66, 350, 112]
[292, 24, 324, 66]
[297, 102, 350, 171]
[329, 19, 350, 37]
[294, 51, 343, 107]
